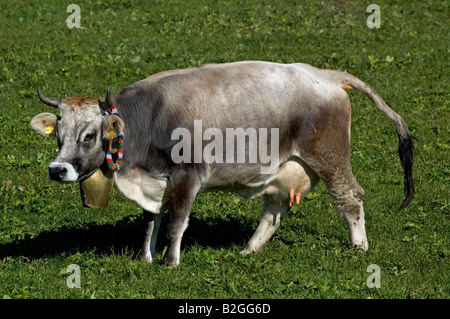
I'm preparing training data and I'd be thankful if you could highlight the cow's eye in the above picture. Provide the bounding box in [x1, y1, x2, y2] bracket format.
[84, 133, 95, 142]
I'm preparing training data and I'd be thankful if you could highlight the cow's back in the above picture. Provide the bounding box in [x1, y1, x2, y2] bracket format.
[133, 61, 340, 130]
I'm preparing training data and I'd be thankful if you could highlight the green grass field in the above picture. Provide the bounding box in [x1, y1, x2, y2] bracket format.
[0, 0, 448, 299]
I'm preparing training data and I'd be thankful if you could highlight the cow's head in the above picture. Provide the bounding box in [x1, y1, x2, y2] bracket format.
[30, 86, 124, 182]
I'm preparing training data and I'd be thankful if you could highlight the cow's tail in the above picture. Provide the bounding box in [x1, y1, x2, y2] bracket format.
[330, 71, 415, 208]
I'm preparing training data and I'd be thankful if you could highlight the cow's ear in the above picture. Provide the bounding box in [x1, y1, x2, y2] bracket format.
[30, 113, 59, 137]
[102, 115, 124, 139]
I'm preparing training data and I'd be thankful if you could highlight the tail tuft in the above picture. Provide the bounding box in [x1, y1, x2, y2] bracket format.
[398, 133, 415, 208]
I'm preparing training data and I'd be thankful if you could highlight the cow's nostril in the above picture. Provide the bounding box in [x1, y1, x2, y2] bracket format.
[58, 167, 68, 177]
[49, 166, 68, 180]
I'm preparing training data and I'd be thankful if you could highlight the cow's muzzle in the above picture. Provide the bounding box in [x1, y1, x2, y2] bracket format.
[48, 162, 79, 182]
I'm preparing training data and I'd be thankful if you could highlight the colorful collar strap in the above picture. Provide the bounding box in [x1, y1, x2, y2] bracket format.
[102, 106, 124, 172]
[102, 105, 120, 117]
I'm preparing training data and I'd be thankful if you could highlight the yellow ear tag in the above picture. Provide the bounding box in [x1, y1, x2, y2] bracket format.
[107, 129, 115, 140]
[45, 126, 54, 135]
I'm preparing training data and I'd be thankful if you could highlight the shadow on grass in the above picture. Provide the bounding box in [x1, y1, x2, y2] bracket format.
[0, 212, 254, 261]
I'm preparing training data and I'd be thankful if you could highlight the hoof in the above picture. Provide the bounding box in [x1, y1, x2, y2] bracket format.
[240, 249, 250, 255]
[163, 255, 180, 268]
[358, 240, 369, 252]
[140, 253, 153, 263]
[352, 238, 369, 251]
[240, 244, 257, 255]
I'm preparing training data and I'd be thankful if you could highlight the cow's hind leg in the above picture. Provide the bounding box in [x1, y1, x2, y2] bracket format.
[141, 210, 162, 263]
[296, 96, 368, 250]
[241, 194, 290, 254]
[304, 150, 368, 250]
[325, 172, 368, 251]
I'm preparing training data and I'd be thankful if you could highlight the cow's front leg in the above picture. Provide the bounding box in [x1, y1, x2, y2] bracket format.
[141, 210, 162, 263]
[164, 170, 202, 267]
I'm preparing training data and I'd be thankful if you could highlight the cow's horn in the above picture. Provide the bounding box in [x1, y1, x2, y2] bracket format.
[102, 85, 113, 110]
[37, 86, 61, 108]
